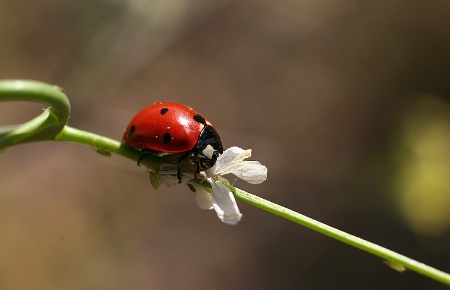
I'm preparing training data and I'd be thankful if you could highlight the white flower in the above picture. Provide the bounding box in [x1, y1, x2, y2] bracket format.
[192, 146, 268, 225]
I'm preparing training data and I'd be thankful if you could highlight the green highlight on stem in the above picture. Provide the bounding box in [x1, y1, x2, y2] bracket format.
[1, 79, 449, 286]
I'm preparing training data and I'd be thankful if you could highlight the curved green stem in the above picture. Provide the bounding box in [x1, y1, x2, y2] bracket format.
[1, 79, 450, 286]
[0, 80, 70, 118]
[0, 80, 70, 148]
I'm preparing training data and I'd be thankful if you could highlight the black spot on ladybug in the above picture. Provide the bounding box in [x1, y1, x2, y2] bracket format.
[193, 114, 206, 125]
[163, 132, 171, 144]
[129, 125, 136, 136]
[160, 107, 169, 115]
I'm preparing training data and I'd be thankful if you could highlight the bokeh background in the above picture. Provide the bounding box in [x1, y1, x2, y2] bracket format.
[1, 1, 450, 289]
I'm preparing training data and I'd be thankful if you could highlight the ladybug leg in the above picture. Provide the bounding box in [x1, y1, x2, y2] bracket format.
[196, 162, 201, 175]
[193, 162, 201, 179]
[176, 151, 192, 183]
[177, 167, 182, 184]
[187, 183, 197, 192]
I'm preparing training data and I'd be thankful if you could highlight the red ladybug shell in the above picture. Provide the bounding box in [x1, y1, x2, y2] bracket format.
[123, 102, 212, 153]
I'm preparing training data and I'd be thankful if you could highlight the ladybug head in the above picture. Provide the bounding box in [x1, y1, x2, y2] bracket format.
[193, 114, 224, 169]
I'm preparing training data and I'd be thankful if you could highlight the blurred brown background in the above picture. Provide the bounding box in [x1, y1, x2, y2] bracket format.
[1, 0, 450, 289]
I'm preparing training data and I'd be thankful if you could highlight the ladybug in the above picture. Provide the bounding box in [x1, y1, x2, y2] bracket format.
[123, 102, 224, 182]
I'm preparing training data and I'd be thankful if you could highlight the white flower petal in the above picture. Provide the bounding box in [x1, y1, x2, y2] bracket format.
[229, 161, 268, 184]
[207, 147, 267, 184]
[210, 180, 243, 225]
[207, 147, 251, 176]
[195, 186, 214, 210]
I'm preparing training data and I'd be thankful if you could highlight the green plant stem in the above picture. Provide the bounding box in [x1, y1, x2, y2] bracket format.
[56, 126, 134, 158]
[0, 80, 70, 148]
[1, 79, 450, 286]
[55, 125, 159, 169]
[233, 187, 450, 285]
[0, 80, 70, 120]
